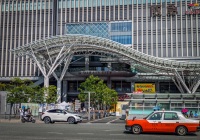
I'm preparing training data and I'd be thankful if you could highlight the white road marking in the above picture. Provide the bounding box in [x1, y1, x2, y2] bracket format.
[106, 118, 119, 124]
[104, 129, 113, 131]
[109, 134, 125, 136]
[47, 132, 63, 135]
[77, 133, 94, 135]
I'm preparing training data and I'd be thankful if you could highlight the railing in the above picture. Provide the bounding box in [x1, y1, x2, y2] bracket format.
[68, 67, 132, 73]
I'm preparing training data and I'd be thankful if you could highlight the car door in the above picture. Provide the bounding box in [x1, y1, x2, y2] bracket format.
[59, 110, 69, 121]
[161, 112, 180, 132]
[55, 109, 66, 121]
[146, 112, 163, 132]
[47, 109, 58, 121]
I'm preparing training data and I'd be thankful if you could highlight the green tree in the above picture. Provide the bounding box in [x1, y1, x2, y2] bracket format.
[42, 85, 57, 104]
[0, 83, 6, 91]
[6, 78, 34, 104]
[28, 86, 45, 103]
[78, 75, 118, 111]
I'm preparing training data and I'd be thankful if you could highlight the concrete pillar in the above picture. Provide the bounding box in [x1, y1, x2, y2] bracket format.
[62, 80, 68, 102]
[156, 82, 160, 93]
[85, 55, 89, 71]
[0, 91, 7, 115]
[57, 80, 62, 103]
[131, 81, 135, 92]
[44, 76, 49, 88]
[107, 77, 111, 88]
[107, 62, 112, 71]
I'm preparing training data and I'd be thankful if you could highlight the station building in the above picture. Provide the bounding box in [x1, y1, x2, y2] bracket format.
[0, 0, 200, 114]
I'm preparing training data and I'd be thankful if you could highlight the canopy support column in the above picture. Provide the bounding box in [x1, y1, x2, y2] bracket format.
[192, 80, 200, 94]
[174, 70, 191, 94]
[57, 80, 61, 103]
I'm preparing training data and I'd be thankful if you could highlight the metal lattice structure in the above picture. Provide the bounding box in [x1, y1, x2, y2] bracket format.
[11, 34, 200, 102]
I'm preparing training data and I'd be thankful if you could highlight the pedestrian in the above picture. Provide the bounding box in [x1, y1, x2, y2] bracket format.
[19, 108, 24, 120]
[189, 111, 193, 118]
[194, 111, 198, 118]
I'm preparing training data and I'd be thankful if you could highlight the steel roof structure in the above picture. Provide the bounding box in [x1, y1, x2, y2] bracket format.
[11, 34, 200, 101]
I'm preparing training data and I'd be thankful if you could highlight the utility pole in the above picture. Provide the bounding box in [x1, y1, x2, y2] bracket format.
[88, 92, 90, 121]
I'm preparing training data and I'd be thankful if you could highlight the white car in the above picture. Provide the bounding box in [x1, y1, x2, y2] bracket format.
[41, 109, 82, 124]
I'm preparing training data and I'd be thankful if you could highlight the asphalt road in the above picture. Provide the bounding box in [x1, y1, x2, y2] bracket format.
[0, 122, 200, 140]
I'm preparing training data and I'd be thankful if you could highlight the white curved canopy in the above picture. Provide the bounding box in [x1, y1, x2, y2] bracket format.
[11, 34, 200, 94]
[12, 34, 200, 71]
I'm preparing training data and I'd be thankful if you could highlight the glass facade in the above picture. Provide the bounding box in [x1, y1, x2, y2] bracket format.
[1, 1, 52, 11]
[65, 22, 109, 38]
[66, 21, 132, 44]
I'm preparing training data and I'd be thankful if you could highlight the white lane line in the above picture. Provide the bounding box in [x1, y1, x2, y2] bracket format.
[109, 134, 125, 136]
[77, 133, 94, 135]
[104, 130, 113, 131]
[106, 118, 119, 124]
[47, 132, 63, 135]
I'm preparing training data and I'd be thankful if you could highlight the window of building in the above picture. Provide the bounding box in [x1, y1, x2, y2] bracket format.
[68, 81, 78, 92]
[111, 35, 132, 44]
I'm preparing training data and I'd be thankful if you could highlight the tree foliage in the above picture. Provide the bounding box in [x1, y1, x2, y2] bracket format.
[0, 83, 6, 91]
[5, 78, 57, 104]
[42, 85, 57, 104]
[6, 78, 34, 104]
[78, 75, 118, 110]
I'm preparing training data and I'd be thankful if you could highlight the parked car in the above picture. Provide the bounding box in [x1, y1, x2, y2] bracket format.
[109, 112, 116, 116]
[41, 109, 82, 124]
[125, 111, 200, 136]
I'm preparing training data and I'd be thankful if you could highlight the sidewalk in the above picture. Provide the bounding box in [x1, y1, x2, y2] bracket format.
[0, 118, 43, 123]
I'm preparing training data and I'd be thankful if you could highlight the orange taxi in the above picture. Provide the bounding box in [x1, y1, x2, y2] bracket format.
[125, 111, 200, 136]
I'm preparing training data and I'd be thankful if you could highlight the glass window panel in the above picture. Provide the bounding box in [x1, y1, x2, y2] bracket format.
[71, 0, 74, 8]
[22, 2, 25, 10]
[115, 0, 118, 5]
[102, 0, 105, 6]
[14, 3, 16, 11]
[84, 0, 87, 6]
[93, 0, 96, 6]
[10, 3, 12, 10]
[110, 0, 114, 6]
[76, 0, 79, 8]
[2, 3, 4, 11]
[6, 4, 9, 11]
[30, 2, 32, 10]
[106, 0, 109, 6]
[67, 0, 70, 8]
[120, 0, 123, 5]
[38, 2, 40, 9]
[97, 0, 100, 6]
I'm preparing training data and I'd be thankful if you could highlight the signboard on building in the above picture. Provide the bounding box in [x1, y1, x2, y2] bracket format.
[21, 103, 39, 116]
[186, 3, 200, 15]
[135, 83, 155, 93]
[75, 100, 81, 111]
[150, 4, 178, 17]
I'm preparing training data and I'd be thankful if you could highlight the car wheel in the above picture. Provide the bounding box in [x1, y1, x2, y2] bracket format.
[132, 125, 142, 134]
[176, 126, 187, 136]
[44, 117, 51, 124]
[68, 117, 75, 124]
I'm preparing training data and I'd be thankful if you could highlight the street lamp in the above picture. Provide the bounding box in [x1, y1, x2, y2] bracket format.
[84, 91, 94, 121]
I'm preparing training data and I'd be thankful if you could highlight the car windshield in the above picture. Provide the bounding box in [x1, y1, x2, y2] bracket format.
[143, 112, 154, 119]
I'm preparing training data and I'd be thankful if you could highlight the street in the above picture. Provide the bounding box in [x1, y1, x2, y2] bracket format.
[0, 120, 200, 140]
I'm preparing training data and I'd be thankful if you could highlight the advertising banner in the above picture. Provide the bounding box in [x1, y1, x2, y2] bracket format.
[21, 103, 39, 116]
[135, 83, 155, 93]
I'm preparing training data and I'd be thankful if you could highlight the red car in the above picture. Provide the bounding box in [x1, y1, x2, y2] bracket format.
[125, 111, 200, 136]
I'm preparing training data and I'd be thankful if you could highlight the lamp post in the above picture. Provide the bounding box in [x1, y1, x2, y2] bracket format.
[84, 91, 94, 121]
[88, 91, 90, 121]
